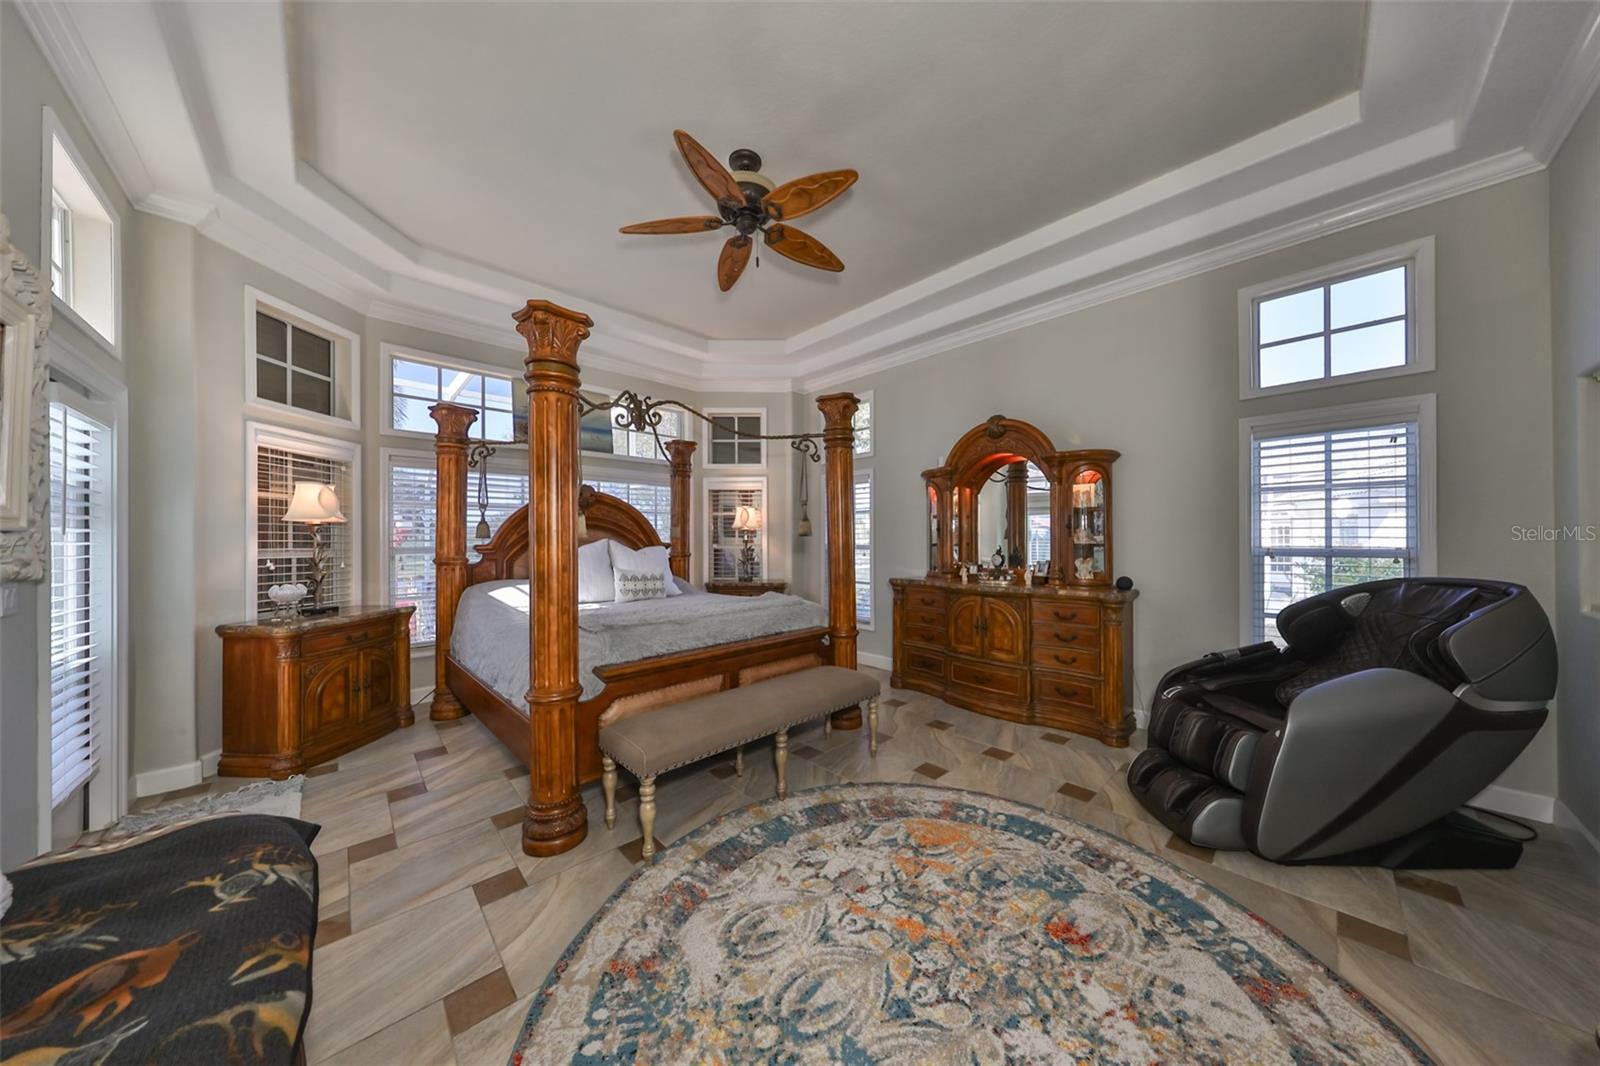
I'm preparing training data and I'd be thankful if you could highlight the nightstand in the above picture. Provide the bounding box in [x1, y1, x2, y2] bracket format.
[216, 606, 414, 778]
[705, 581, 789, 596]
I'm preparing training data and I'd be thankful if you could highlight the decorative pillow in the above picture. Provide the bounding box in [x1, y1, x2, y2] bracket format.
[578, 538, 615, 603]
[608, 542, 681, 596]
[614, 568, 667, 602]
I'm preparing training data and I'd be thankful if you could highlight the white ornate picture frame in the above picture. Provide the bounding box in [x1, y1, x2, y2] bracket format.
[0, 213, 52, 581]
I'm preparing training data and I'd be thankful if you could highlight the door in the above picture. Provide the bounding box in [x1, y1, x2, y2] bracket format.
[359, 647, 396, 721]
[982, 599, 1026, 664]
[302, 652, 360, 740]
[948, 596, 983, 657]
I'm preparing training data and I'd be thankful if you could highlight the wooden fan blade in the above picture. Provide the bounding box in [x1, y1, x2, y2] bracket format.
[619, 216, 724, 235]
[674, 129, 745, 207]
[762, 169, 858, 222]
[718, 235, 752, 292]
[764, 224, 844, 272]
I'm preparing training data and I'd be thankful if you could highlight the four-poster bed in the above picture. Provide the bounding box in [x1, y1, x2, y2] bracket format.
[429, 299, 862, 856]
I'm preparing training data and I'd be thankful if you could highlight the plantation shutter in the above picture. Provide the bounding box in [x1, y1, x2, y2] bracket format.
[256, 445, 355, 616]
[49, 401, 112, 807]
[707, 485, 763, 582]
[854, 471, 872, 625]
[591, 480, 672, 540]
[1251, 420, 1420, 643]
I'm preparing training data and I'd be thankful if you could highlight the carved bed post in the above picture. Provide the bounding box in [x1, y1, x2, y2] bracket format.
[665, 438, 696, 581]
[1006, 460, 1029, 565]
[429, 402, 479, 721]
[515, 299, 594, 857]
[818, 392, 862, 729]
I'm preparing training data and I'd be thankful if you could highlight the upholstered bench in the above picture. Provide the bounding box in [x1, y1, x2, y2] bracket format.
[598, 665, 881, 859]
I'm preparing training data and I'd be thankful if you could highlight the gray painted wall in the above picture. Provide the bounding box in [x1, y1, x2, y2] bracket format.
[801, 174, 1562, 802]
[1549, 91, 1600, 841]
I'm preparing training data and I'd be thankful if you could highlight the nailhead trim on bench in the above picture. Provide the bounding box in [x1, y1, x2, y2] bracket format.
[600, 697, 870, 779]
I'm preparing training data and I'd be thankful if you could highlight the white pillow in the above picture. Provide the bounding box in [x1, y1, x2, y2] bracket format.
[578, 539, 615, 603]
[614, 568, 668, 602]
[608, 541, 681, 596]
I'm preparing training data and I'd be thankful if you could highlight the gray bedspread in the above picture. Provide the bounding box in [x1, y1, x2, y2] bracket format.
[450, 580, 825, 703]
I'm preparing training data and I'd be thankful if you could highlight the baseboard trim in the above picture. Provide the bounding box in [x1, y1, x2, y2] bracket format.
[1469, 783, 1556, 823]
[410, 684, 434, 704]
[133, 759, 203, 798]
[859, 652, 892, 672]
[200, 749, 221, 780]
[1554, 801, 1600, 857]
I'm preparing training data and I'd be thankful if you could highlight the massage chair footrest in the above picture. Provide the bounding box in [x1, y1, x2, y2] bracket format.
[1125, 748, 1247, 851]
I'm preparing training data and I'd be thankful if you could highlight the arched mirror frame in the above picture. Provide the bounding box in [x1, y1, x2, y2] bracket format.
[921, 415, 1119, 587]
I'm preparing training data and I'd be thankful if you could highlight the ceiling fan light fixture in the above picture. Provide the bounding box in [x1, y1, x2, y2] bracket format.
[730, 168, 775, 193]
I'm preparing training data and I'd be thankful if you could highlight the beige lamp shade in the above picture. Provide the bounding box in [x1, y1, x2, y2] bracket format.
[732, 505, 761, 533]
[283, 482, 347, 524]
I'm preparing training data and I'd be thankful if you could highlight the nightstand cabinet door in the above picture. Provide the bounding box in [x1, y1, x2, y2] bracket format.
[359, 647, 397, 722]
[303, 652, 360, 737]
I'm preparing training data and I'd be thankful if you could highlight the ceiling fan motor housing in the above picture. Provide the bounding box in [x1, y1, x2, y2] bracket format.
[728, 148, 776, 205]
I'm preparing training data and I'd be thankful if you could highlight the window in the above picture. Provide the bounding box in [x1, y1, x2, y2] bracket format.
[1243, 396, 1435, 644]
[386, 453, 528, 643]
[1025, 463, 1051, 569]
[706, 410, 765, 466]
[1239, 238, 1434, 398]
[579, 390, 685, 461]
[247, 425, 360, 619]
[246, 289, 360, 426]
[854, 470, 873, 627]
[853, 392, 873, 457]
[591, 480, 673, 541]
[43, 109, 119, 351]
[49, 400, 113, 807]
[387, 348, 521, 442]
[706, 480, 766, 583]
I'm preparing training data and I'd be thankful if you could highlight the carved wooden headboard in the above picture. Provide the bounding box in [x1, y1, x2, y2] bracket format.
[466, 484, 666, 585]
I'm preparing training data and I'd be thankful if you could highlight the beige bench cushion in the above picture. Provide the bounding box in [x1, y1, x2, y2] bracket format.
[599, 665, 880, 779]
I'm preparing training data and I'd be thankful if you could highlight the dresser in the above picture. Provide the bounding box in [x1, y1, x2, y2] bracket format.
[216, 606, 414, 778]
[890, 578, 1136, 745]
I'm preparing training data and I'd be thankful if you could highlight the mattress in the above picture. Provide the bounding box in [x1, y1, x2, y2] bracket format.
[451, 580, 825, 703]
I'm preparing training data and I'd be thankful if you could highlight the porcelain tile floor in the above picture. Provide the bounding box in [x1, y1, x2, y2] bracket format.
[142, 671, 1600, 1065]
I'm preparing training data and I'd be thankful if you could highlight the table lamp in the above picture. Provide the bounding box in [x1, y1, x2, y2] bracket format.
[283, 481, 346, 615]
[732, 504, 761, 583]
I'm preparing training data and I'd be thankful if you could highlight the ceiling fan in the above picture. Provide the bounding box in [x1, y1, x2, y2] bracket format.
[620, 130, 858, 292]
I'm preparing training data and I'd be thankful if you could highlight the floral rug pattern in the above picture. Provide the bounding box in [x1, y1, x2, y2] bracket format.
[510, 783, 1430, 1065]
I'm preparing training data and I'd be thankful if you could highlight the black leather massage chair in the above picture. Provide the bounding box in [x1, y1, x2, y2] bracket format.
[1127, 578, 1557, 868]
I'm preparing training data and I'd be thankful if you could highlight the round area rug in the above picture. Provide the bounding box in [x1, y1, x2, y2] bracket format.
[509, 783, 1430, 1065]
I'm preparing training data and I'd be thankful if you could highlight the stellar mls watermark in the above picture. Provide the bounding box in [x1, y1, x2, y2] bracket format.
[1510, 524, 1598, 542]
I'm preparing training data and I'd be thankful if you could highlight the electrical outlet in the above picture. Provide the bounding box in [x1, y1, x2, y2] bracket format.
[0, 584, 16, 618]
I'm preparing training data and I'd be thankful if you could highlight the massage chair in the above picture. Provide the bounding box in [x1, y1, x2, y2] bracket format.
[1126, 578, 1557, 868]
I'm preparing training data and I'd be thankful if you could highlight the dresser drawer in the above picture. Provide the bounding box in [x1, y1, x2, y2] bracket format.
[903, 622, 947, 647]
[1030, 600, 1102, 628]
[949, 659, 1027, 700]
[302, 620, 392, 656]
[905, 588, 948, 613]
[1031, 622, 1100, 650]
[904, 606, 947, 630]
[1031, 644, 1102, 677]
[1032, 670, 1098, 711]
[903, 646, 946, 683]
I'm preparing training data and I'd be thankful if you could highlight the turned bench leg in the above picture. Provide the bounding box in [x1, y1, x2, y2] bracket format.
[734, 745, 744, 777]
[601, 755, 617, 830]
[775, 730, 789, 800]
[868, 696, 879, 756]
[639, 776, 657, 860]
[824, 715, 832, 737]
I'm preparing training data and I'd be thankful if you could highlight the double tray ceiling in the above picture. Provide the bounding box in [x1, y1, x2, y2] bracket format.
[27, 0, 1600, 387]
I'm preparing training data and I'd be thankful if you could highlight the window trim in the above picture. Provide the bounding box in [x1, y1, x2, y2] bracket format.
[854, 468, 874, 631]
[244, 287, 363, 431]
[243, 422, 363, 621]
[703, 476, 769, 585]
[50, 191, 73, 305]
[702, 406, 768, 468]
[1237, 393, 1437, 644]
[40, 107, 122, 359]
[1238, 237, 1435, 400]
[380, 343, 524, 444]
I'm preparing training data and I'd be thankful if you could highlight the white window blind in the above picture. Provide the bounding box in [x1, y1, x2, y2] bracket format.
[708, 485, 764, 582]
[389, 457, 528, 643]
[852, 396, 872, 457]
[591, 480, 672, 540]
[1250, 420, 1419, 643]
[256, 445, 354, 616]
[854, 470, 872, 626]
[49, 401, 112, 807]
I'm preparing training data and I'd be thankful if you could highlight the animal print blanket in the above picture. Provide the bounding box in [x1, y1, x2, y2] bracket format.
[0, 815, 319, 1064]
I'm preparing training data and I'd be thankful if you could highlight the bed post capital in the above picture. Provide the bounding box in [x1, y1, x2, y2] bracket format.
[513, 300, 594, 372]
[429, 401, 479, 442]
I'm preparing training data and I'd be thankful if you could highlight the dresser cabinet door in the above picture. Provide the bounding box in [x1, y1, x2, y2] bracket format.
[302, 652, 360, 740]
[359, 647, 397, 721]
[948, 596, 983, 657]
[981, 599, 1026, 664]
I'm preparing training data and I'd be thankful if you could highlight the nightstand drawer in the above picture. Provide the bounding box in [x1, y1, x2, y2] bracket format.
[303, 621, 392, 656]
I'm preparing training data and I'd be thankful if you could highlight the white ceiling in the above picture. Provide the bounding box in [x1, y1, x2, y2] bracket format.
[290, 2, 1364, 339]
[17, 0, 1600, 389]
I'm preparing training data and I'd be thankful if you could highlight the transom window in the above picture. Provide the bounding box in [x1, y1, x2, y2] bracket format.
[247, 290, 360, 426]
[708, 411, 764, 466]
[390, 353, 518, 442]
[50, 193, 72, 304]
[44, 110, 119, 352]
[580, 390, 684, 461]
[1240, 238, 1434, 398]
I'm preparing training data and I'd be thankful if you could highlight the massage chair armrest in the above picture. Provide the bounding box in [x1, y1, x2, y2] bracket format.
[1245, 668, 1460, 861]
[1154, 641, 1283, 696]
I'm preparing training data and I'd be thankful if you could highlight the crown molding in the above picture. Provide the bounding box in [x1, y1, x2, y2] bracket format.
[1527, 5, 1600, 163]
